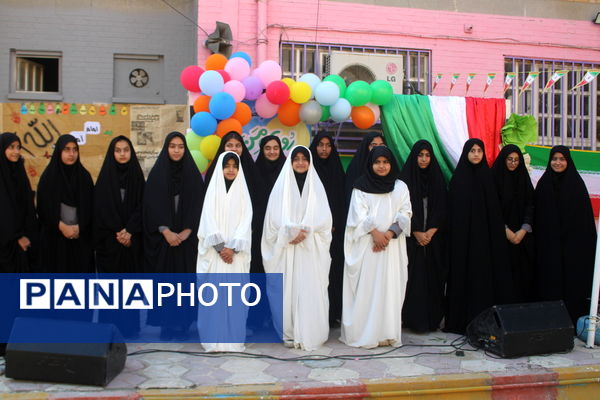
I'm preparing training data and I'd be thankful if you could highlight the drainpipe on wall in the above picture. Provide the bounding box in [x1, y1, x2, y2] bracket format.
[257, 0, 267, 65]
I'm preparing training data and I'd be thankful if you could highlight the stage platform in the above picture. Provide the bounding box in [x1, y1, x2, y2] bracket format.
[0, 328, 598, 399]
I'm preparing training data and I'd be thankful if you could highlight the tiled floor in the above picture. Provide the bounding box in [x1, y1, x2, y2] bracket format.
[0, 328, 598, 392]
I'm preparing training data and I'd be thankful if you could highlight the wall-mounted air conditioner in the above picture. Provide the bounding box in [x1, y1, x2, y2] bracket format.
[326, 51, 404, 94]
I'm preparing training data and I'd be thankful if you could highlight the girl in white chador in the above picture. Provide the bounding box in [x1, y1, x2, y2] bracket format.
[262, 145, 332, 351]
[341, 146, 412, 348]
[197, 151, 253, 352]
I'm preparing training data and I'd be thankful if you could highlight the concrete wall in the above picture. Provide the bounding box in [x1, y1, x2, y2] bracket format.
[0, 0, 197, 104]
[197, 0, 600, 98]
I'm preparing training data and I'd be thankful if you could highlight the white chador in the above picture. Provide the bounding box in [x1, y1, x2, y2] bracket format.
[341, 178, 412, 348]
[197, 151, 253, 352]
[262, 145, 332, 351]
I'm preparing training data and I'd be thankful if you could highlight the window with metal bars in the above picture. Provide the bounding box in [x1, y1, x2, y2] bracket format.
[505, 57, 599, 151]
[280, 42, 431, 155]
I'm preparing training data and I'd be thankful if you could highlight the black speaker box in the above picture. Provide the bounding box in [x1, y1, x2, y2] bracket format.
[466, 301, 574, 358]
[5, 318, 127, 386]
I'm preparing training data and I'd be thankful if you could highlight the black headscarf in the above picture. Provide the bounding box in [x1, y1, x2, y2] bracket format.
[93, 136, 145, 272]
[345, 132, 386, 203]
[491, 145, 534, 231]
[534, 145, 596, 323]
[37, 134, 94, 273]
[291, 146, 310, 194]
[255, 135, 286, 194]
[222, 151, 239, 192]
[353, 146, 399, 194]
[400, 140, 447, 231]
[0, 133, 37, 272]
[309, 132, 346, 225]
[445, 138, 514, 334]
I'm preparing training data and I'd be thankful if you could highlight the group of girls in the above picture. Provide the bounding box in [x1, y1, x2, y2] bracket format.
[0, 129, 596, 352]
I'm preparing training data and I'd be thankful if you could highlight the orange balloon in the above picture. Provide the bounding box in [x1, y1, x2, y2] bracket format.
[193, 95, 211, 113]
[351, 106, 375, 129]
[205, 54, 228, 71]
[278, 100, 301, 127]
[216, 118, 243, 137]
[231, 102, 252, 126]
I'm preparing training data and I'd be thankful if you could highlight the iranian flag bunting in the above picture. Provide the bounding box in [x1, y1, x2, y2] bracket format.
[466, 73, 476, 93]
[433, 73, 443, 91]
[518, 72, 540, 95]
[503, 72, 516, 93]
[449, 73, 460, 92]
[484, 73, 496, 93]
[543, 70, 568, 91]
[572, 70, 600, 90]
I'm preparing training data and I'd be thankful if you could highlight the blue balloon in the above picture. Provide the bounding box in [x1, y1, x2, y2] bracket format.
[299, 73, 321, 93]
[199, 70, 224, 96]
[230, 51, 252, 67]
[330, 98, 351, 122]
[314, 81, 340, 106]
[190, 112, 217, 136]
[209, 92, 236, 120]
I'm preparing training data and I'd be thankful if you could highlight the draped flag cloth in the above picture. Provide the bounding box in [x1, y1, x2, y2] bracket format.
[465, 97, 506, 166]
[381, 95, 454, 182]
[427, 96, 469, 167]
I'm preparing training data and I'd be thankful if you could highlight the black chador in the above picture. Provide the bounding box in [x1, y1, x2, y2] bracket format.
[309, 131, 346, 326]
[491, 144, 535, 302]
[143, 131, 204, 337]
[533, 145, 596, 324]
[37, 135, 94, 273]
[444, 139, 514, 334]
[0, 133, 37, 272]
[399, 140, 447, 332]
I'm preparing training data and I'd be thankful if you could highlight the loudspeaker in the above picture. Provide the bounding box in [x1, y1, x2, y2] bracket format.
[5, 318, 127, 386]
[466, 301, 574, 358]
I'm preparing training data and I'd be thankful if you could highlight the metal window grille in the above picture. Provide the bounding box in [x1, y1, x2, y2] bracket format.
[505, 57, 599, 151]
[279, 42, 431, 154]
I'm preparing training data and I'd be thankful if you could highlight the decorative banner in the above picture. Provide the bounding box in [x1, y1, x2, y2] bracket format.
[572, 70, 600, 90]
[0, 103, 187, 189]
[433, 73, 443, 91]
[543, 70, 568, 91]
[483, 73, 496, 93]
[465, 73, 477, 93]
[518, 72, 540, 95]
[449, 73, 460, 93]
[503, 72, 517, 93]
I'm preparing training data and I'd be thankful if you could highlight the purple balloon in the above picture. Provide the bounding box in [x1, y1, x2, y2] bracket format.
[242, 76, 264, 101]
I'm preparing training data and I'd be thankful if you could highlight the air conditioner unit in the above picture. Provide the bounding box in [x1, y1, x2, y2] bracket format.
[328, 51, 404, 94]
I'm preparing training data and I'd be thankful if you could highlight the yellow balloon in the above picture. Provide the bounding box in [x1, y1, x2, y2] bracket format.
[281, 78, 296, 90]
[200, 134, 221, 160]
[290, 82, 312, 104]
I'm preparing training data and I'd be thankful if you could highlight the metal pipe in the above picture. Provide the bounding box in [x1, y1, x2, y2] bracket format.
[586, 221, 600, 348]
[257, 0, 267, 65]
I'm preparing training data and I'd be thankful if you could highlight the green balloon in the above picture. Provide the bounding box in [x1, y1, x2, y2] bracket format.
[370, 80, 393, 105]
[323, 75, 346, 99]
[185, 131, 204, 151]
[320, 106, 330, 121]
[345, 81, 371, 106]
[190, 149, 209, 173]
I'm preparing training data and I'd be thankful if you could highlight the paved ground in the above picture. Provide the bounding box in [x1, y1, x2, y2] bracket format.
[0, 327, 598, 395]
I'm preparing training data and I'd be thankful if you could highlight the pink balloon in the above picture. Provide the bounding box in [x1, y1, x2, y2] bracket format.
[243, 76, 264, 101]
[180, 65, 204, 92]
[255, 93, 279, 119]
[256, 60, 282, 87]
[366, 103, 381, 121]
[224, 57, 251, 81]
[223, 80, 246, 103]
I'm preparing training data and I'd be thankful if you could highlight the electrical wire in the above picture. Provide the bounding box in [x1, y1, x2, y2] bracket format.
[160, 0, 209, 36]
[127, 334, 478, 361]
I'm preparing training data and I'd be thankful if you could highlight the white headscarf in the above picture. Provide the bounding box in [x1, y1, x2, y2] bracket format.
[197, 151, 253, 261]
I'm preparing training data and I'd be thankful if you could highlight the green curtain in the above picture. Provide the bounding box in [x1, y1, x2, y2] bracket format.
[381, 94, 454, 182]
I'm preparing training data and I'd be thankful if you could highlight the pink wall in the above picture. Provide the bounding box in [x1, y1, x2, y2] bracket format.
[198, 0, 600, 97]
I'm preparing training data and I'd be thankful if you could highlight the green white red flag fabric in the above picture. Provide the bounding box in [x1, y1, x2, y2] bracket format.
[519, 72, 540, 95]
[572, 70, 600, 90]
[543, 70, 568, 91]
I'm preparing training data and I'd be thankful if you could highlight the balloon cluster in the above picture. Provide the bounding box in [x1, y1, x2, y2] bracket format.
[180, 52, 395, 171]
